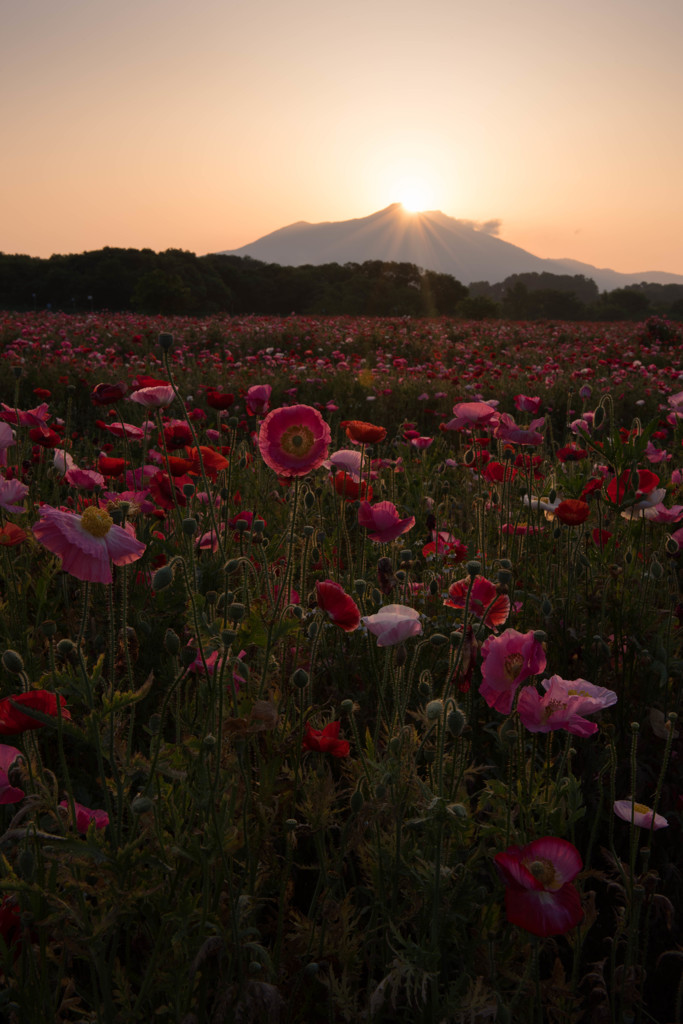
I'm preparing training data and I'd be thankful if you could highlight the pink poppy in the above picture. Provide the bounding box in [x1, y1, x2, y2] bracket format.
[517, 675, 617, 736]
[495, 837, 584, 937]
[613, 799, 668, 830]
[0, 745, 24, 804]
[64, 468, 106, 492]
[495, 414, 545, 446]
[59, 799, 109, 833]
[315, 580, 361, 632]
[0, 401, 50, 430]
[514, 394, 542, 414]
[32, 505, 146, 584]
[327, 448, 363, 479]
[444, 402, 499, 432]
[127, 385, 175, 409]
[410, 436, 433, 449]
[0, 423, 15, 466]
[246, 384, 272, 416]
[357, 500, 415, 543]
[0, 477, 29, 514]
[444, 576, 510, 628]
[258, 405, 331, 478]
[479, 629, 546, 713]
[362, 604, 422, 646]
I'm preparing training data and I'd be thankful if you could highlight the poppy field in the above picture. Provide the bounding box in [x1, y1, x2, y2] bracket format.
[0, 310, 681, 1023]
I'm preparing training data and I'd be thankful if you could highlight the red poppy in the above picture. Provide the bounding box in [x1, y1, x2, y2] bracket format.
[0, 523, 27, 547]
[98, 456, 126, 478]
[315, 580, 361, 632]
[33, 388, 52, 401]
[131, 375, 170, 390]
[0, 691, 71, 735]
[302, 720, 350, 757]
[332, 470, 372, 502]
[444, 576, 510, 628]
[341, 420, 387, 444]
[482, 461, 517, 483]
[165, 455, 194, 477]
[555, 499, 590, 526]
[205, 388, 235, 410]
[556, 444, 588, 463]
[186, 446, 229, 479]
[91, 382, 127, 405]
[606, 469, 659, 506]
[161, 421, 193, 450]
[28, 427, 61, 448]
[592, 528, 613, 549]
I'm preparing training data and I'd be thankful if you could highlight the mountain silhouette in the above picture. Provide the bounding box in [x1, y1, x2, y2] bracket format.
[220, 204, 683, 291]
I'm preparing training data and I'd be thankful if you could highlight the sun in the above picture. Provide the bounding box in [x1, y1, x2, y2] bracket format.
[395, 179, 434, 213]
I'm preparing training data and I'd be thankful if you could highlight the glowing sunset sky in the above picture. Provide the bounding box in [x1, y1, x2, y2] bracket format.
[3, 0, 683, 275]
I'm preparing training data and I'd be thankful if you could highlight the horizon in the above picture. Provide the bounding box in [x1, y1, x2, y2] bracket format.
[3, 0, 683, 276]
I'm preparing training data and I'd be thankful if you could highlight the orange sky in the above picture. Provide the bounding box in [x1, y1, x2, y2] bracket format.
[3, 0, 683, 275]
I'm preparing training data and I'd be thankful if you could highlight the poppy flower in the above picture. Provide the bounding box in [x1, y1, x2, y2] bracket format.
[555, 499, 590, 526]
[556, 444, 588, 463]
[480, 629, 546, 714]
[494, 837, 584, 937]
[361, 604, 422, 646]
[444, 576, 510, 628]
[0, 691, 71, 735]
[315, 580, 361, 632]
[341, 420, 387, 444]
[328, 448, 363, 478]
[91, 382, 127, 405]
[29, 426, 61, 448]
[444, 402, 499, 431]
[514, 394, 542, 414]
[64, 468, 105, 492]
[332, 470, 372, 501]
[357, 500, 415, 543]
[605, 468, 660, 507]
[160, 420, 193, 449]
[0, 477, 29, 514]
[0, 745, 24, 804]
[0, 523, 27, 547]
[495, 414, 545, 446]
[185, 446, 229, 479]
[246, 384, 272, 416]
[517, 675, 617, 737]
[302, 721, 349, 757]
[258, 405, 331, 478]
[0, 423, 15, 466]
[32, 505, 146, 584]
[613, 799, 668, 830]
[128, 385, 175, 409]
[422, 532, 467, 562]
[205, 388, 234, 410]
[59, 799, 109, 833]
[98, 455, 126, 478]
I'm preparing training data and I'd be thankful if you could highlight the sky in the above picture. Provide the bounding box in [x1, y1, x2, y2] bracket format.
[3, 0, 683, 275]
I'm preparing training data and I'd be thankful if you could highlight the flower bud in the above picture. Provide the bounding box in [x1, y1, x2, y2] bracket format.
[447, 706, 467, 737]
[164, 629, 181, 655]
[426, 699, 444, 721]
[158, 333, 174, 351]
[1, 650, 24, 674]
[182, 517, 197, 536]
[291, 668, 309, 689]
[152, 565, 174, 591]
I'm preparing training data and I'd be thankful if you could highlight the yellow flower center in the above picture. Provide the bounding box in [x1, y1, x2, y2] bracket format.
[527, 858, 559, 889]
[504, 653, 524, 681]
[633, 802, 650, 815]
[568, 687, 590, 697]
[543, 698, 567, 721]
[280, 424, 315, 458]
[80, 506, 113, 538]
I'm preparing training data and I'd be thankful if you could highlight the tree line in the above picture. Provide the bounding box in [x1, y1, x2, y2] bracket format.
[1, 248, 682, 321]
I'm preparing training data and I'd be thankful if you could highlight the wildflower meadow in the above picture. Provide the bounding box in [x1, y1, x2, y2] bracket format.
[0, 310, 681, 1023]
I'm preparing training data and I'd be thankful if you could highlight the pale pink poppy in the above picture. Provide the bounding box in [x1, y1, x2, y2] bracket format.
[495, 414, 545, 446]
[327, 448, 363, 479]
[357, 500, 415, 542]
[59, 799, 109, 833]
[53, 448, 75, 474]
[362, 604, 422, 646]
[258, 405, 331, 478]
[644, 441, 671, 464]
[127, 385, 175, 409]
[32, 505, 146, 584]
[246, 384, 272, 416]
[613, 799, 668, 830]
[0, 477, 29, 514]
[480, 629, 546, 713]
[65, 467, 106, 491]
[99, 421, 146, 441]
[517, 675, 616, 736]
[444, 576, 510, 628]
[444, 402, 499, 431]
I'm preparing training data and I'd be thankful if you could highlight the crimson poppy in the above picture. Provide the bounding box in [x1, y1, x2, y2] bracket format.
[315, 580, 361, 632]
[341, 420, 387, 444]
[495, 837, 584, 937]
[555, 499, 590, 526]
[0, 691, 71, 735]
[302, 721, 350, 757]
[205, 388, 235, 410]
[91, 382, 127, 405]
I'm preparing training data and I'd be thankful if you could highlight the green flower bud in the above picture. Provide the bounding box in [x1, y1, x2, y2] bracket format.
[429, 633, 449, 647]
[447, 706, 467, 737]
[1, 650, 24, 674]
[131, 795, 154, 814]
[292, 668, 309, 689]
[158, 332, 174, 351]
[152, 565, 174, 591]
[164, 629, 181, 655]
[426, 699, 443, 721]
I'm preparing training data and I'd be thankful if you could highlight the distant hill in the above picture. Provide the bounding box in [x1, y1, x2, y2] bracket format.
[220, 204, 683, 292]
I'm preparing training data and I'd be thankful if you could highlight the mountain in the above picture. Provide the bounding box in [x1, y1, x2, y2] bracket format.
[219, 204, 683, 292]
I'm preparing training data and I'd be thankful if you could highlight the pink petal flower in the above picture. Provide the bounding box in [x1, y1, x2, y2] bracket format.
[315, 580, 361, 632]
[0, 477, 29, 514]
[362, 604, 422, 646]
[613, 799, 668, 830]
[246, 384, 272, 416]
[480, 629, 546, 713]
[357, 500, 415, 542]
[59, 799, 109, 833]
[32, 505, 146, 584]
[258, 405, 331, 478]
[444, 576, 510, 628]
[495, 837, 584, 937]
[128, 386, 175, 409]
